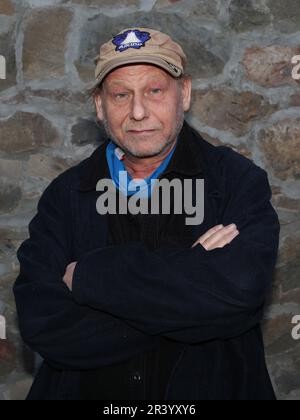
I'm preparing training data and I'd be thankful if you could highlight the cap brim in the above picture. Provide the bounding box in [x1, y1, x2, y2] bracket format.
[93, 54, 183, 88]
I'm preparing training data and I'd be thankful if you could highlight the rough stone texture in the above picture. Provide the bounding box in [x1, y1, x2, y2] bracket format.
[290, 93, 300, 107]
[267, 0, 300, 34]
[2, 378, 33, 401]
[23, 8, 73, 80]
[0, 160, 22, 181]
[258, 119, 300, 181]
[229, 0, 271, 32]
[0, 341, 16, 376]
[0, 0, 15, 16]
[191, 89, 277, 137]
[71, 117, 107, 147]
[26, 154, 75, 181]
[0, 112, 60, 154]
[0, 88, 87, 106]
[243, 46, 300, 88]
[0, 0, 299, 401]
[154, 0, 218, 20]
[0, 181, 22, 215]
[64, 0, 140, 6]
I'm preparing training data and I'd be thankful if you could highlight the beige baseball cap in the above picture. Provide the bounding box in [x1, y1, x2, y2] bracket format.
[93, 27, 187, 86]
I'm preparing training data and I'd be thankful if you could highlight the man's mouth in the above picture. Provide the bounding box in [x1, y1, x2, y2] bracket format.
[128, 129, 156, 134]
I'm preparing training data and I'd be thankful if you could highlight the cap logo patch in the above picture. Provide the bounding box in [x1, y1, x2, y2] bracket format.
[112, 29, 151, 52]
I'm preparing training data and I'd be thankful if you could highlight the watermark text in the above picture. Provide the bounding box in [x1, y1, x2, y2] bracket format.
[292, 55, 300, 80]
[96, 173, 205, 226]
[0, 315, 6, 340]
[0, 55, 6, 80]
[291, 315, 300, 340]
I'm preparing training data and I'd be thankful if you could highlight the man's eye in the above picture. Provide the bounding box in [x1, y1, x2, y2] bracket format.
[115, 93, 128, 99]
[151, 89, 162, 95]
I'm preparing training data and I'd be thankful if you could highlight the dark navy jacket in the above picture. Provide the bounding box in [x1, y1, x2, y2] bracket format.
[14, 121, 280, 400]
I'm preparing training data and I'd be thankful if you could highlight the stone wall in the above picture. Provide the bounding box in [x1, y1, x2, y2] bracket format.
[0, 0, 300, 400]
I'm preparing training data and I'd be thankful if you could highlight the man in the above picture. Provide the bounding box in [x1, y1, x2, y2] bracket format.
[14, 27, 280, 400]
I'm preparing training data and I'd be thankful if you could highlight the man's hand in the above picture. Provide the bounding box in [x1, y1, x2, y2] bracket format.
[192, 224, 239, 251]
[63, 262, 77, 291]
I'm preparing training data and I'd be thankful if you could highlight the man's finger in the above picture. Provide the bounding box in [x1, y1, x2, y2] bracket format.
[199, 224, 224, 243]
[209, 230, 239, 250]
[192, 224, 239, 249]
[191, 224, 224, 248]
[203, 228, 239, 251]
[202, 224, 238, 248]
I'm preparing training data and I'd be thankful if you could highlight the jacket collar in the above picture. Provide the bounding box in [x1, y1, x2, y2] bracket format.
[160, 121, 205, 178]
[76, 121, 209, 192]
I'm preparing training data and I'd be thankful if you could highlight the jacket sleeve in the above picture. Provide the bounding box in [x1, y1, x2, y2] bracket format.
[13, 175, 160, 371]
[72, 163, 280, 344]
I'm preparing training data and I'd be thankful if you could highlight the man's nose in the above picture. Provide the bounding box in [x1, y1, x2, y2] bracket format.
[130, 94, 149, 121]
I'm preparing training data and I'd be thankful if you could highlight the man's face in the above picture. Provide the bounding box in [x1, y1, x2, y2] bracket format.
[94, 64, 192, 159]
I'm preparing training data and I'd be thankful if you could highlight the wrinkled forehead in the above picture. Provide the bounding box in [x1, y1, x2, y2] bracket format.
[102, 63, 175, 88]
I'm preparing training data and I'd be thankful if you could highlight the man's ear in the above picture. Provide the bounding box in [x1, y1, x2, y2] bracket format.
[94, 93, 104, 122]
[182, 77, 192, 112]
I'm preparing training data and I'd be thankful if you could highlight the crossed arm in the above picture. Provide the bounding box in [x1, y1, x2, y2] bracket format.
[14, 163, 279, 370]
[63, 223, 241, 289]
[63, 165, 279, 342]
